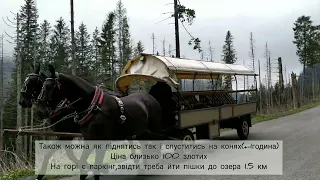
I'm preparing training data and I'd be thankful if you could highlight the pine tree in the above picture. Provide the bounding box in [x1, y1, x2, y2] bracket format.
[75, 22, 92, 80]
[91, 27, 101, 85]
[134, 40, 145, 56]
[249, 32, 256, 72]
[222, 31, 237, 64]
[200, 52, 204, 60]
[293, 15, 319, 96]
[49, 17, 71, 73]
[19, 0, 39, 76]
[293, 16, 318, 68]
[121, 17, 132, 69]
[221, 30, 237, 90]
[100, 12, 117, 89]
[38, 20, 51, 66]
[115, 0, 126, 72]
[208, 40, 214, 62]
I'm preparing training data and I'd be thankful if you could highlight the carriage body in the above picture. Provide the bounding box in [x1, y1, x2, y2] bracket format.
[115, 53, 258, 140]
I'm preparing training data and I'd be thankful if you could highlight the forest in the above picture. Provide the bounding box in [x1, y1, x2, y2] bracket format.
[0, 0, 319, 176]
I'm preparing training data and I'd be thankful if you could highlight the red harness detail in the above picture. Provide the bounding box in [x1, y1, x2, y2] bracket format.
[76, 87, 104, 126]
[48, 80, 68, 119]
[48, 98, 70, 119]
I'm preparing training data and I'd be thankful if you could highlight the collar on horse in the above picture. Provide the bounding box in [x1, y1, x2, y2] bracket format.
[74, 86, 127, 126]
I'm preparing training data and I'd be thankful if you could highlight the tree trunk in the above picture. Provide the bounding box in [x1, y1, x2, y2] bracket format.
[312, 66, 315, 101]
[0, 34, 3, 153]
[16, 13, 23, 156]
[70, 0, 76, 76]
[302, 62, 306, 98]
[29, 107, 34, 160]
[258, 60, 262, 113]
[24, 109, 28, 156]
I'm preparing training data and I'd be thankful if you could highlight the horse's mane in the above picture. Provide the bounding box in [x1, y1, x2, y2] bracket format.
[39, 71, 48, 81]
[59, 73, 89, 84]
[58, 73, 123, 97]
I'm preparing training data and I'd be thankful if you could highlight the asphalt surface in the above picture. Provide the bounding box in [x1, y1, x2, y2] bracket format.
[58, 106, 320, 180]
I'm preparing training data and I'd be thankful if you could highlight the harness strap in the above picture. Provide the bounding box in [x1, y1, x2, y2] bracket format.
[111, 96, 126, 124]
[49, 98, 69, 119]
[75, 87, 104, 126]
[74, 87, 127, 126]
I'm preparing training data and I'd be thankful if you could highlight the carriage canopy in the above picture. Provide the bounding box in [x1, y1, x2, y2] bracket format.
[115, 53, 257, 93]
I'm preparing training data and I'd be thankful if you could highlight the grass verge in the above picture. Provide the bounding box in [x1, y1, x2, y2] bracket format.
[0, 169, 72, 180]
[0, 168, 33, 180]
[252, 100, 320, 124]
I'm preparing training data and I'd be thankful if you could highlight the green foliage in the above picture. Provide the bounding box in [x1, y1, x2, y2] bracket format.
[38, 20, 51, 66]
[173, 2, 202, 53]
[115, 0, 126, 70]
[75, 22, 92, 80]
[188, 37, 202, 53]
[49, 17, 71, 73]
[134, 41, 145, 56]
[91, 27, 101, 85]
[121, 17, 132, 69]
[222, 31, 237, 64]
[175, 4, 196, 25]
[18, 0, 39, 76]
[0, 168, 33, 180]
[99, 12, 117, 88]
[221, 31, 237, 90]
[253, 100, 320, 124]
[292, 15, 319, 67]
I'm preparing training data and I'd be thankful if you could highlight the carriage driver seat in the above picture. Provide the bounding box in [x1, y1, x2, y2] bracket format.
[149, 81, 176, 130]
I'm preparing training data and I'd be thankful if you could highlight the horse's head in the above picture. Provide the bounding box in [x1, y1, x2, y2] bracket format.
[36, 64, 64, 116]
[19, 63, 47, 108]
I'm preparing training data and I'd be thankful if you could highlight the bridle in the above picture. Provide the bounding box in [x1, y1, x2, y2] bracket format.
[37, 77, 61, 108]
[37, 75, 82, 120]
[20, 73, 44, 103]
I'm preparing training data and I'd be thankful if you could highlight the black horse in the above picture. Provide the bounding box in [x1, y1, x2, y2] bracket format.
[36, 64, 163, 180]
[19, 64, 83, 180]
[18, 64, 123, 180]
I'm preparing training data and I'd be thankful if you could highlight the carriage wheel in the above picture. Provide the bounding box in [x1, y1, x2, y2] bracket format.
[178, 129, 195, 155]
[237, 119, 250, 140]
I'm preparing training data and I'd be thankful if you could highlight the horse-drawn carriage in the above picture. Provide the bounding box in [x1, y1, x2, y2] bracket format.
[116, 53, 258, 142]
[15, 53, 257, 180]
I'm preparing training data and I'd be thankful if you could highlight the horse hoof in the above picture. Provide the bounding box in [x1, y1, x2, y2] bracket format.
[80, 174, 88, 180]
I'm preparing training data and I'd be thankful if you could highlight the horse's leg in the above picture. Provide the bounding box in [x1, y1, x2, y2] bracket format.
[94, 174, 100, 180]
[128, 139, 140, 164]
[35, 141, 60, 180]
[92, 147, 106, 179]
[79, 146, 95, 180]
[60, 137, 79, 166]
[79, 148, 105, 180]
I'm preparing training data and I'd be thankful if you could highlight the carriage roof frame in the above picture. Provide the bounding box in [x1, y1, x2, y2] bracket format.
[115, 53, 258, 93]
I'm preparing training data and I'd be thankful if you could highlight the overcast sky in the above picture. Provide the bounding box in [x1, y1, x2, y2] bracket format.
[1, 0, 320, 86]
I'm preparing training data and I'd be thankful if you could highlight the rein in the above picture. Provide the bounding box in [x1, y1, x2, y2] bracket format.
[48, 97, 82, 119]
[39, 74, 128, 127]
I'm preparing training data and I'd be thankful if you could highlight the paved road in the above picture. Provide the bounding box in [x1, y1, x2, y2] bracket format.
[61, 106, 320, 180]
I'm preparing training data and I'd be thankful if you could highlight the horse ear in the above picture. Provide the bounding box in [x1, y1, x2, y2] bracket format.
[34, 62, 40, 74]
[48, 64, 55, 78]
